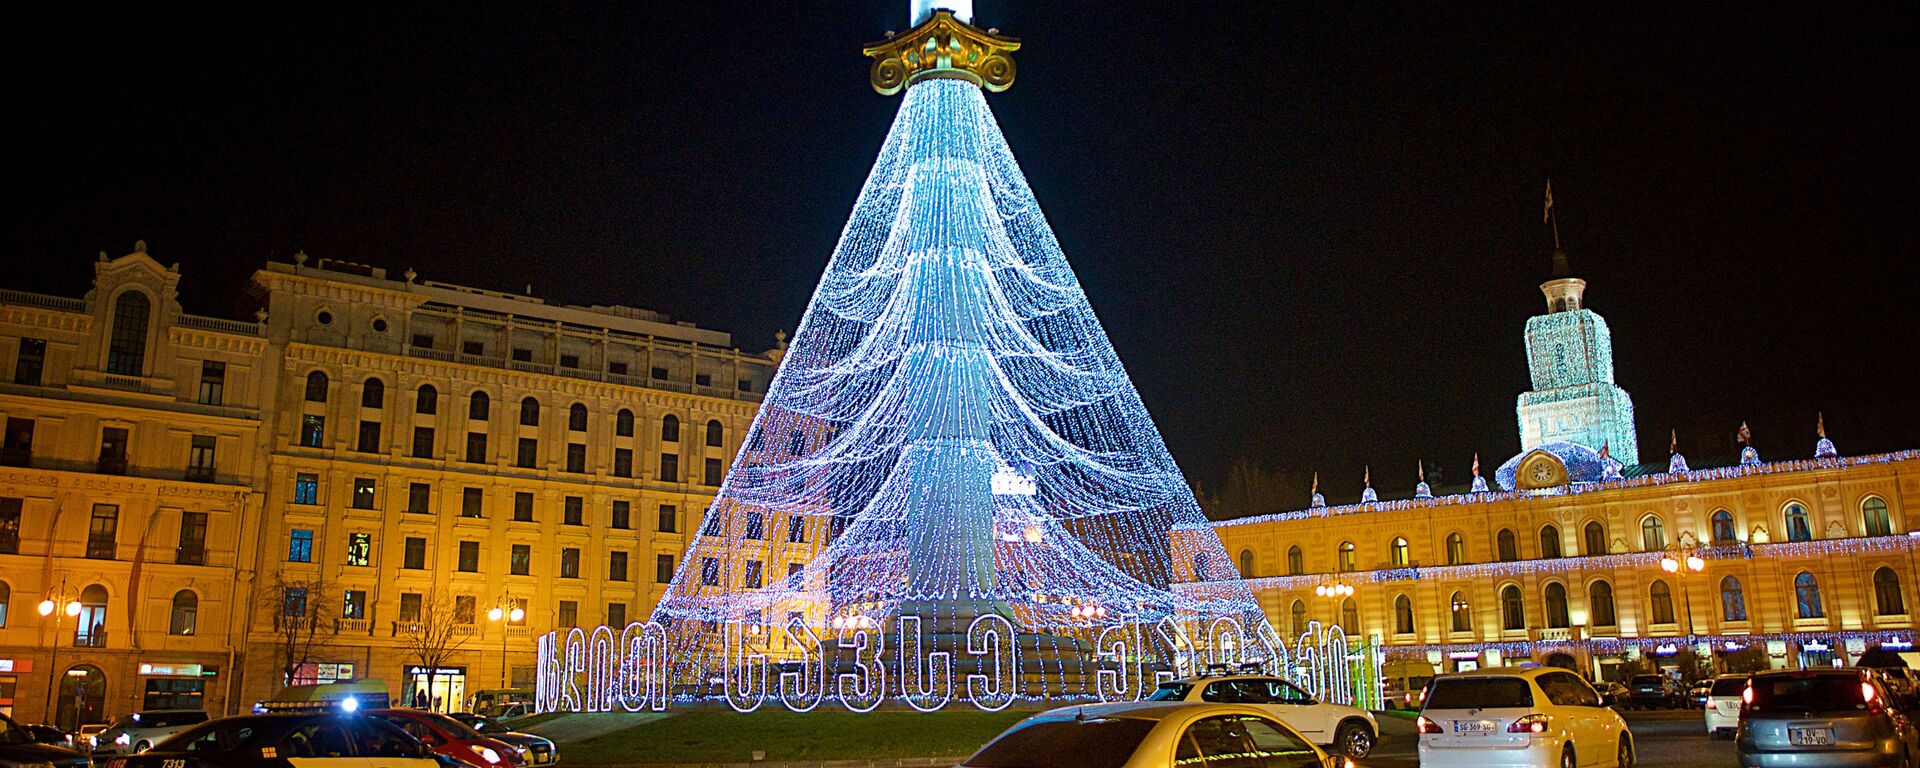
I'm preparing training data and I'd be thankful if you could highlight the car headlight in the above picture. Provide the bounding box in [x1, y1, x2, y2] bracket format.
[469, 745, 503, 765]
[115, 734, 132, 746]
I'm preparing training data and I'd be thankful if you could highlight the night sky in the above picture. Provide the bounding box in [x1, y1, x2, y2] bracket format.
[9, 2, 1917, 504]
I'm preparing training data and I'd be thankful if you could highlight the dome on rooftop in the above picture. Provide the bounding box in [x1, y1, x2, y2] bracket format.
[1496, 441, 1608, 491]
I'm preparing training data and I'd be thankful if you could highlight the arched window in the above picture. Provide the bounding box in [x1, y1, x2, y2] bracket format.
[1389, 537, 1410, 566]
[1449, 591, 1471, 632]
[1720, 576, 1747, 621]
[1337, 541, 1356, 572]
[706, 419, 724, 447]
[1864, 497, 1893, 537]
[1583, 521, 1607, 555]
[1794, 572, 1824, 619]
[468, 391, 490, 421]
[107, 291, 151, 376]
[1539, 525, 1562, 558]
[615, 409, 634, 437]
[1640, 516, 1666, 551]
[1238, 549, 1255, 577]
[1875, 567, 1906, 616]
[1544, 583, 1570, 628]
[1340, 598, 1359, 633]
[661, 414, 680, 442]
[1290, 600, 1307, 638]
[361, 378, 385, 409]
[416, 385, 437, 415]
[1590, 580, 1617, 626]
[1710, 509, 1737, 543]
[1500, 584, 1525, 630]
[519, 397, 540, 427]
[1784, 503, 1813, 542]
[1393, 594, 1414, 634]
[1286, 546, 1304, 576]
[75, 584, 108, 647]
[1496, 529, 1518, 561]
[568, 403, 588, 432]
[168, 591, 197, 636]
[1649, 580, 1675, 625]
[304, 371, 329, 403]
[1445, 532, 1465, 565]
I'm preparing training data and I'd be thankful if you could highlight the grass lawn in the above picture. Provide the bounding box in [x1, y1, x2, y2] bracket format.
[559, 708, 1032, 764]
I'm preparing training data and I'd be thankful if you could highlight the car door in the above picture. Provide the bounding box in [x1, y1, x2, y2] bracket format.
[347, 717, 441, 768]
[1259, 679, 1331, 741]
[1177, 713, 1323, 767]
[282, 720, 368, 768]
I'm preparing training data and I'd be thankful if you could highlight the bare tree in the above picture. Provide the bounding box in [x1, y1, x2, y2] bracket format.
[395, 592, 475, 710]
[261, 573, 340, 688]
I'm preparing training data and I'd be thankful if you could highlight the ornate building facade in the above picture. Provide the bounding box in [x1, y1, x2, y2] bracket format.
[1211, 256, 1919, 683]
[0, 246, 779, 725]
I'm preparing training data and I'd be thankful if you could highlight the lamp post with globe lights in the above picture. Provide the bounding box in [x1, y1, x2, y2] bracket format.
[37, 582, 83, 724]
[486, 596, 525, 689]
[1659, 552, 1707, 641]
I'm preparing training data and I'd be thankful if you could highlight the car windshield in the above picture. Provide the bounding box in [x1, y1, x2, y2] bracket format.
[421, 713, 487, 740]
[1425, 677, 1534, 709]
[462, 717, 504, 733]
[1709, 677, 1749, 696]
[0, 715, 29, 746]
[965, 717, 1157, 768]
[1748, 675, 1870, 714]
[1145, 683, 1191, 702]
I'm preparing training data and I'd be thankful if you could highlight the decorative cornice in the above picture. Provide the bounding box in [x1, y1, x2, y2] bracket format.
[863, 10, 1019, 96]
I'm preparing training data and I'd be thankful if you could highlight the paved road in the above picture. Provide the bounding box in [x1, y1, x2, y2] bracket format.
[1358, 709, 1733, 768]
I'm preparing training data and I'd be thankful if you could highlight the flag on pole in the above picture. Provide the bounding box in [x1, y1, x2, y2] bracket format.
[1543, 179, 1555, 223]
[1737, 421, 1752, 444]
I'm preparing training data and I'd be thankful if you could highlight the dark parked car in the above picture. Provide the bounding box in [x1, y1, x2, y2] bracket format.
[1626, 674, 1681, 709]
[1738, 668, 1920, 767]
[445, 715, 556, 766]
[0, 712, 89, 768]
[18, 723, 73, 747]
[121, 712, 442, 768]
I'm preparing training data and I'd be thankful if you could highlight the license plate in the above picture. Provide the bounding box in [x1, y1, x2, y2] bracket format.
[1789, 727, 1835, 746]
[1453, 720, 1495, 734]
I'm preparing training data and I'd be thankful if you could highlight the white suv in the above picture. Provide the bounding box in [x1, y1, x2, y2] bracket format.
[1417, 666, 1631, 768]
[1146, 674, 1379, 759]
[1703, 674, 1748, 738]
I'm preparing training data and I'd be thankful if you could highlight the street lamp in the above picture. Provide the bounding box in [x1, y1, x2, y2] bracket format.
[1658, 551, 1707, 645]
[37, 582, 83, 726]
[486, 595, 525, 690]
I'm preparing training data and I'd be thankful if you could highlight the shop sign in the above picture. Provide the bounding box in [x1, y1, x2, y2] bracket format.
[1446, 651, 1480, 660]
[1766, 641, 1788, 657]
[140, 663, 204, 677]
[1653, 644, 1680, 656]
[406, 666, 465, 676]
[1804, 640, 1831, 652]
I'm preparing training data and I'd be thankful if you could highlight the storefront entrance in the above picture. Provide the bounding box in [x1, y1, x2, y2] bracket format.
[56, 664, 106, 730]
[404, 666, 466, 712]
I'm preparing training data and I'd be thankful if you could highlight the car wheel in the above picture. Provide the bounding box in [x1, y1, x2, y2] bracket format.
[1560, 744, 1576, 768]
[135, 741, 150, 753]
[1617, 736, 1634, 768]
[1335, 721, 1375, 759]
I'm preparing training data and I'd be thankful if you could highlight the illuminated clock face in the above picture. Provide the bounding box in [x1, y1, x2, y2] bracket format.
[1528, 460, 1558, 485]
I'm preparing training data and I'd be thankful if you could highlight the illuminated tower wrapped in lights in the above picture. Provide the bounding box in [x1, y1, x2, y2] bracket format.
[637, 5, 1279, 708]
[1516, 248, 1640, 465]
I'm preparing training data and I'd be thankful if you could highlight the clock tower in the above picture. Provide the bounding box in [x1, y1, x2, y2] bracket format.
[1515, 248, 1640, 465]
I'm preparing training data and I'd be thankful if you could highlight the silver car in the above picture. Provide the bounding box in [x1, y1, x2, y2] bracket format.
[1738, 668, 1920, 767]
[95, 710, 209, 754]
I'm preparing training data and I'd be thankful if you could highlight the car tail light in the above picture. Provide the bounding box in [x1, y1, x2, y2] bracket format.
[1507, 714, 1550, 733]
[1416, 716, 1443, 734]
[1705, 700, 1717, 710]
[1742, 684, 1754, 705]
[1863, 682, 1878, 703]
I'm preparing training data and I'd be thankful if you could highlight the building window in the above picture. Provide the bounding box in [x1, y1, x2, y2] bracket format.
[169, 591, 197, 635]
[1783, 503, 1813, 542]
[744, 560, 764, 589]
[411, 333, 434, 350]
[616, 409, 634, 437]
[1710, 510, 1737, 543]
[14, 338, 46, 386]
[1393, 594, 1414, 634]
[1496, 529, 1518, 561]
[703, 512, 723, 537]
[611, 500, 631, 529]
[560, 548, 580, 578]
[656, 554, 675, 583]
[514, 492, 534, 522]
[461, 341, 486, 357]
[613, 448, 633, 477]
[661, 415, 680, 443]
[510, 544, 530, 576]
[1289, 600, 1307, 637]
[651, 366, 669, 380]
[1449, 592, 1471, 632]
[788, 431, 805, 456]
[1640, 516, 1666, 551]
[352, 478, 377, 509]
[416, 385, 437, 415]
[695, 373, 711, 387]
[1720, 576, 1747, 621]
[460, 487, 482, 518]
[606, 602, 626, 627]
[283, 587, 309, 620]
[659, 453, 679, 482]
[701, 557, 720, 586]
[1286, 546, 1303, 575]
[87, 504, 119, 559]
[788, 562, 805, 580]
[465, 432, 488, 463]
[299, 414, 326, 448]
[511, 347, 532, 363]
[360, 377, 385, 409]
[197, 360, 225, 404]
[399, 593, 422, 622]
[294, 473, 319, 504]
[304, 370, 329, 402]
[75, 585, 108, 646]
[569, 404, 588, 432]
[519, 397, 541, 427]
[658, 505, 677, 534]
[1864, 497, 1893, 537]
[356, 420, 382, 453]
[1337, 541, 1355, 572]
[706, 420, 724, 447]
[1590, 580, 1618, 626]
[1444, 533, 1464, 565]
[347, 532, 371, 566]
[1583, 521, 1607, 555]
[412, 427, 435, 458]
[564, 496, 583, 525]
[704, 457, 723, 486]
[469, 391, 490, 421]
[559, 354, 580, 369]
[566, 443, 586, 473]
[187, 435, 217, 482]
[403, 537, 427, 569]
[1500, 584, 1525, 630]
[609, 361, 628, 376]
[108, 291, 151, 376]
[787, 516, 806, 544]
[1339, 597, 1359, 633]
[1538, 525, 1562, 558]
[0, 498, 18, 555]
[1389, 537, 1410, 567]
[1794, 572, 1824, 619]
[1875, 567, 1906, 616]
[176, 511, 207, 565]
[343, 590, 366, 620]
[744, 511, 765, 540]
[516, 438, 538, 468]
[1544, 583, 1570, 628]
[287, 528, 314, 562]
[457, 541, 479, 572]
[3, 417, 34, 466]
[1649, 580, 1675, 624]
[557, 600, 577, 628]
[97, 427, 129, 474]
[608, 551, 628, 582]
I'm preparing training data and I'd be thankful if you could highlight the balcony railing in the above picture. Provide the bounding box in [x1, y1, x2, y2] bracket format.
[96, 457, 128, 476]
[178, 314, 261, 335]
[185, 465, 216, 483]
[0, 289, 86, 312]
[176, 546, 206, 566]
[85, 538, 116, 559]
[74, 628, 107, 648]
[0, 448, 28, 467]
